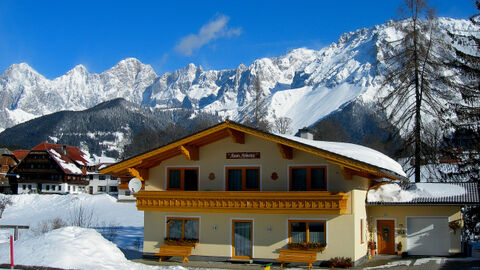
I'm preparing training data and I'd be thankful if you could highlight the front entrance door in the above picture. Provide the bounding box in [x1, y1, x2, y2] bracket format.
[232, 220, 253, 259]
[377, 220, 395, 254]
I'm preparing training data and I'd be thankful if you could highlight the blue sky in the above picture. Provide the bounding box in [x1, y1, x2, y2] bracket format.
[0, 0, 475, 79]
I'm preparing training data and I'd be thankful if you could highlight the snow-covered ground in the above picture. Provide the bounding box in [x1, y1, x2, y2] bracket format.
[0, 193, 142, 227]
[0, 194, 151, 269]
[0, 226, 167, 270]
[0, 194, 228, 269]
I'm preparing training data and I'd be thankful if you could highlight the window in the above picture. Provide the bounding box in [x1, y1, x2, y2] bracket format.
[98, 186, 106, 192]
[22, 185, 26, 190]
[288, 220, 326, 244]
[109, 186, 118, 192]
[360, 218, 364, 244]
[58, 185, 62, 191]
[289, 166, 326, 191]
[28, 185, 32, 190]
[167, 168, 198, 191]
[46, 185, 50, 191]
[166, 217, 199, 240]
[68, 186, 71, 191]
[125, 190, 131, 196]
[99, 175, 106, 180]
[226, 167, 260, 191]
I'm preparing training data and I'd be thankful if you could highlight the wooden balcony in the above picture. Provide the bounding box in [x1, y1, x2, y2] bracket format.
[135, 191, 349, 214]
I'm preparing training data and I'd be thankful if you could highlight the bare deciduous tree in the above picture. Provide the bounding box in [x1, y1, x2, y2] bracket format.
[244, 72, 271, 132]
[274, 117, 292, 134]
[69, 203, 96, 228]
[0, 196, 12, 218]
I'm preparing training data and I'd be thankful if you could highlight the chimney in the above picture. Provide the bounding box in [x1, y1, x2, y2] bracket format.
[298, 128, 314, 140]
[62, 145, 68, 155]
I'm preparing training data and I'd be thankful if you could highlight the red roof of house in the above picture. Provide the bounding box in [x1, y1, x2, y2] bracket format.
[31, 142, 93, 175]
[12, 150, 29, 161]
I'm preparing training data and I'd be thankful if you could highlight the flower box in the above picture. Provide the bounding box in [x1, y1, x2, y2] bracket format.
[287, 242, 326, 252]
[164, 238, 198, 247]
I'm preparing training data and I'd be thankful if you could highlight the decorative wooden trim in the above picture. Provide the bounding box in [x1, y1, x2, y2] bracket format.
[227, 128, 245, 144]
[340, 166, 353, 180]
[101, 121, 400, 180]
[127, 167, 149, 181]
[277, 144, 293, 159]
[134, 191, 348, 214]
[179, 145, 199, 161]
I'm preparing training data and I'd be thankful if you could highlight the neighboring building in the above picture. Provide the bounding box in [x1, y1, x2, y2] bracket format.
[100, 121, 479, 265]
[117, 187, 135, 201]
[12, 143, 91, 194]
[87, 164, 120, 196]
[0, 148, 19, 193]
[12, 150, 29, 161]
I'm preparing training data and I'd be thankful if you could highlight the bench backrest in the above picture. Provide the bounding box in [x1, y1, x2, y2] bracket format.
[159, 245, 192, 255]
[278, 249, 317, 260]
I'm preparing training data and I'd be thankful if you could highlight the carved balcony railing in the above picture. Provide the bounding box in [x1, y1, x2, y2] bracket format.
[135, 191, 349, 214]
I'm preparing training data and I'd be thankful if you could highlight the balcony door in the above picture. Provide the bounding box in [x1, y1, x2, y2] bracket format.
[232, 220, 253, 259]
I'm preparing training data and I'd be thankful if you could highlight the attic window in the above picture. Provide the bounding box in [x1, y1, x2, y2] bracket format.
[226, 167, 260, 191]
[167, 168, 198, 191]
[289, 166, 326, 191]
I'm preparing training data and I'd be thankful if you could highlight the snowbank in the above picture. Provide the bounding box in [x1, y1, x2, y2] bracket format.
[367, 183, 466, 203]
[0, 193, 143, 227]
[0, 227, 181, 270]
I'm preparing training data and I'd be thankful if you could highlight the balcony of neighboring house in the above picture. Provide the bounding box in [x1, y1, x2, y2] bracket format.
[134, 191, 349, 214]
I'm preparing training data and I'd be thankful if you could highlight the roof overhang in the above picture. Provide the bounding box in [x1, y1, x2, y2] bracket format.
[100, 121, 404, 181]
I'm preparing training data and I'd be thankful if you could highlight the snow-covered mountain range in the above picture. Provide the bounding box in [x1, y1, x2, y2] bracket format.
[0, 18, 476, 134]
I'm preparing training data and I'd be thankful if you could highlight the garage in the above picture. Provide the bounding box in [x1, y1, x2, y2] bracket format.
[407, 217, 449, 256]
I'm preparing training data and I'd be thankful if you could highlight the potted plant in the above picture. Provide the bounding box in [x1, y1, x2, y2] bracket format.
[449, 220, 461, 234]
[396, 241, 402, 256]
[164, 237, 199, 246]
[328, 257, 353, 269]
[287, 241, 326, 251]
[368, 241, 376, 256]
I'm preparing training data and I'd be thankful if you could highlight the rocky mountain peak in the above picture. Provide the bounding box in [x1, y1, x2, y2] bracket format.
[0, 17, 476, 135]
[2, 63, 43, 80]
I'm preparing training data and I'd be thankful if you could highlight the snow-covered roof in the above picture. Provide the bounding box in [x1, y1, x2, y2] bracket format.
[278, 134, 406, 178]
[102, 120, 406, 180]
[32, 143, 89, 175]
[0, 148, 13, 156]
[367, 182, 480, 205]
[48, 149, 84, 175]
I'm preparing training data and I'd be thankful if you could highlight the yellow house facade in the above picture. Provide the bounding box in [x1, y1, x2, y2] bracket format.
[100, 121, 475, 265]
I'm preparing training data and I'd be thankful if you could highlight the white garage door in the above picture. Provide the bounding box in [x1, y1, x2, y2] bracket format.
[407, 217, 449, 256]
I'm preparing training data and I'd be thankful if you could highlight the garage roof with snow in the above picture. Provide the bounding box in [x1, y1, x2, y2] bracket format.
[366, 182, 480, 205]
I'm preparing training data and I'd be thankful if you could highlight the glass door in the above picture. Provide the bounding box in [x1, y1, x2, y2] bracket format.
[232, 220, 253, 259]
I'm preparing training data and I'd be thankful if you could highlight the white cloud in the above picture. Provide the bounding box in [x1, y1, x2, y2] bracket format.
[175, 14, 242, 56]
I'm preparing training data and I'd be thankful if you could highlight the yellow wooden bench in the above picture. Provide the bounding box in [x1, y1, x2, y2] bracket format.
[276, 249, 317, 270]
[154, 245, 193, 263]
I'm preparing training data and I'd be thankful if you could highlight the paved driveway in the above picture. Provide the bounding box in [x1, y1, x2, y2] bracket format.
[360, 257, 480, 270]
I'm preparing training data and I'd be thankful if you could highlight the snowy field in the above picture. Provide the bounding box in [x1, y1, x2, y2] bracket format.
[0, 194, 207, 270]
